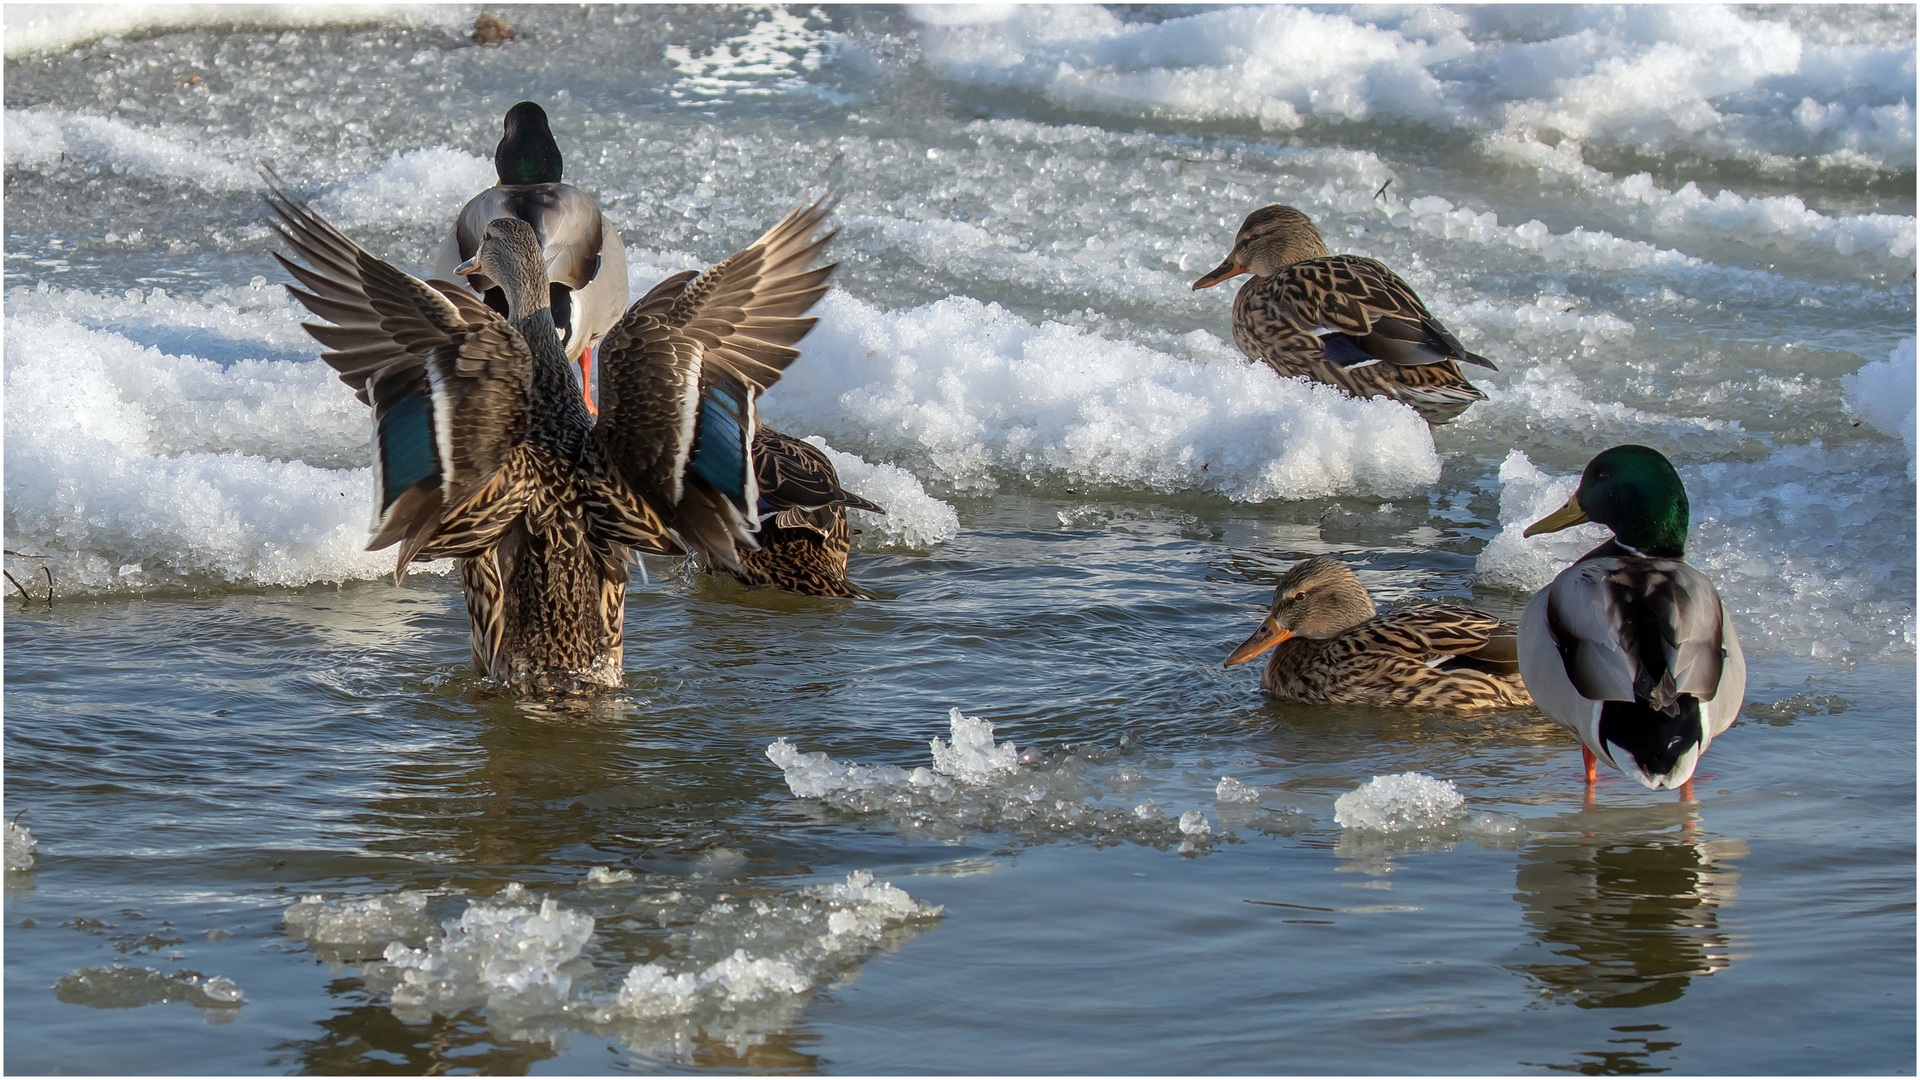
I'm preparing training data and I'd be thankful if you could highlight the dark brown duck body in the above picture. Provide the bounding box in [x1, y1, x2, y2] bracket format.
[1226, 556, 1531, 709]
[721, 427, 884, 598]
[268, 171, 839, 691]
[1196, 206, 1493, 425]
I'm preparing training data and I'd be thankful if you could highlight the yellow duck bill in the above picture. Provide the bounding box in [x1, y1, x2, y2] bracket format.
[1224, 617, 1292, 666]
[1523, 494, 1589, 537]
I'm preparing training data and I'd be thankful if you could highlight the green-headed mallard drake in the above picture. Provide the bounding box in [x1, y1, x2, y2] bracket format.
[1224, 556, 1532, 709]
[723, 428, 885, 597]
[1519, 445, 1746, 796]
[433, 101, 628, 415]
[266, 174, 836, 690]
[1192, 205, 1494, 425]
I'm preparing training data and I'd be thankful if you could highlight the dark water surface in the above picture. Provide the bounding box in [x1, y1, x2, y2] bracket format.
[5, 498, 1914, 1073]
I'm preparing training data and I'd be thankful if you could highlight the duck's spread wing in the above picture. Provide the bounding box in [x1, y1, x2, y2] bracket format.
[1543, 558, 1728, 708]
[590, 196, 837, 570]
[1277, 255, 1495, 371]
[265, 176, 535, 573]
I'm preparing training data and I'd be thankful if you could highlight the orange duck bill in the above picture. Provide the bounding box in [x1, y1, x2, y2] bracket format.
[1192, 257, 1249, 290]
[1224, 617, 1292, 667]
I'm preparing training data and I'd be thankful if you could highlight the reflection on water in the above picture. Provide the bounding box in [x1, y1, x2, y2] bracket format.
[1513, 803, 1747, 1071]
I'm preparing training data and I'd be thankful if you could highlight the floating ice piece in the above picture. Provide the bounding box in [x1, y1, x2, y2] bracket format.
[1844, 338, 1917, 479]
[1334, 773, 1466, 833]
[1178, 810, 1212, 837]
[766, 739, 914, 800]
[1132, 800, 1164, 820]
[5, 821, 36, 870]
[586, 867, 636, 885]
[53, 966, 243, 1010]
[382, 894, 596, 1023]
[929, 708, 1020, 784]
[1214, 777, 1261, 804]
[284, 891, 433, 947]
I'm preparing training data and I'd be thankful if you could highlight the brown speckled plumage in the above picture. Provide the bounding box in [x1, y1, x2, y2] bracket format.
[721, 428, 883, 597]
[1226, 556, 1531, 710]
[268, 170, 838, 689]
[1196, 206, 1493, 425]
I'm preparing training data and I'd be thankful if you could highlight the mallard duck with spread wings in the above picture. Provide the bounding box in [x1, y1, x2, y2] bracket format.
[266, 175, 836, 689]
[1192, 205, 1494, 425]
[725, 429, 885, 597]
[433, 101, 629, 414]
[1224, 556, 1531, 709]
[1519, 445, 1745, 797]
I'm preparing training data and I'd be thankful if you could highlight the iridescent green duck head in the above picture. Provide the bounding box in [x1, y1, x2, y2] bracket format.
[1193, 205, 1332, 289]
[495, 101, 563, 186]
[1224, 555, 1379, 666]
[1524, 444, 1691, 559]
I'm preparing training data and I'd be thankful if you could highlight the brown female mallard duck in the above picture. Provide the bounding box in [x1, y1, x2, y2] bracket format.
[1192, 205, 1494, 425]
[724, 428, 885, 597]
[433, 101, 629, 414]
[1519, 445, 1746, 796]
[1224, 556, 1531, 709]
[267, 174, 836, 689]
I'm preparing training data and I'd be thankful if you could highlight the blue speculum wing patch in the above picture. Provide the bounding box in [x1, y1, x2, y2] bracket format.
[377, 391, 439, 514]
[1321, 332, 1376, 368]
[689, 383, 749, 506]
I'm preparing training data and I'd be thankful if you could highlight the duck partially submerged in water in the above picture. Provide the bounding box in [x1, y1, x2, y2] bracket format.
[1225, 556, 1532, 709]
[267, 173, 837, 689]
[725, 428, 885, 597]
[1519, 445, 1746, 796]
[1192, 205, 1494, 425]
[434, 101, 628, 414]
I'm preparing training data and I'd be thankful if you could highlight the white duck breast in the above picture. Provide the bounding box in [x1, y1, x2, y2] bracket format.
[433, 184, 628, 362]
[1519, 553, 1747, 790]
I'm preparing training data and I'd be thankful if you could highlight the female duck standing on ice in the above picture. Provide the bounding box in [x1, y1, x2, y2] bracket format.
[1193, 205, 1495, 424]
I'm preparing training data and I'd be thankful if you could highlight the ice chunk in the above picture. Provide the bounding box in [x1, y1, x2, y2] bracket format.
[6, 821, 36, 870]
[586, 867, 636, 885]
[1178, 810, 1212, 836]
[767, 292, 1441, 503]
[382, 894, 596, 1023]
[53, 966, 243, 1011]
[767, 738, 913, 800]
[1334, 773, 1467, 833]
[800, 436, 959, 550]
[1214, 777, 1261, 804]
[1474, 450, 1613, 594]
[1844, 338, 1917, 479]
[929, 708, 1020, 784]
[283, 891, 433, 948]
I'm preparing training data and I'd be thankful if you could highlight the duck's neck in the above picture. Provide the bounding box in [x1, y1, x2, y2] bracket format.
[516, 311, 592, 454]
